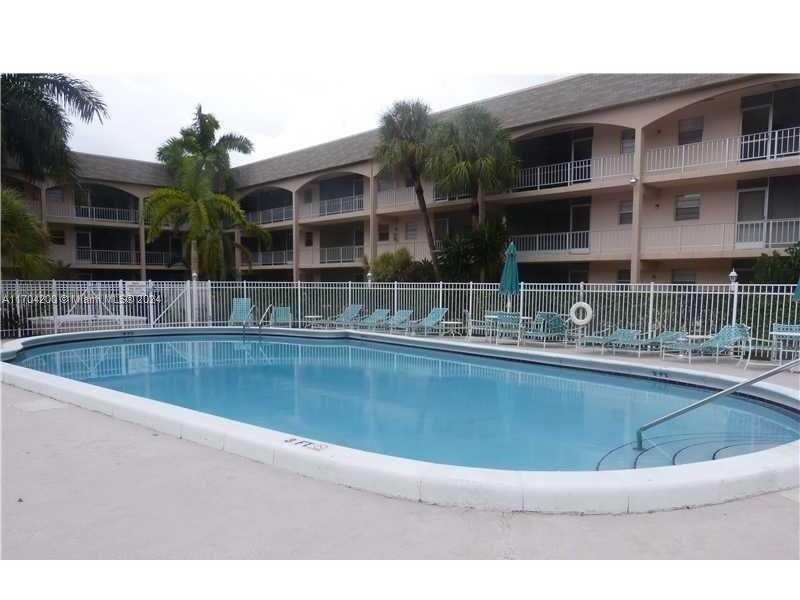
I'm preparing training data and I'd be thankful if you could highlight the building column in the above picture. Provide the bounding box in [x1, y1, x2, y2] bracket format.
[292, 190, 300, 281]
[138, 196, 147, 281]
[234, 229, 242, 280]
[368, 175, 377, 268]
[630, 126, 644, 283]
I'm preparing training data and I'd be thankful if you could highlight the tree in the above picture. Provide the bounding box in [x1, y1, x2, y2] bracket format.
[375, 100, 442, 280]
[437, 234, 474, 282]
[427, 105, 518, 230]
[752, 242, 800, 283]
[370, 248, 413, 282]
[469, 218, 509, 282]
[1, 74, 108, 181]
[144, 157, 269, 279]
[157, 104, 253, 193]
[1, 188, 53, 279]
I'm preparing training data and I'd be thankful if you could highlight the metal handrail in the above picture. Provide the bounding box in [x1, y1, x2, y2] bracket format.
[258, 304, 273, 330]
[635, 357, 800, 450]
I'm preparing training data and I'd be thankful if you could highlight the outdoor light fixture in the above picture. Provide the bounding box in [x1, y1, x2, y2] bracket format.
[729, 268, 738, 291]
[629, 177, 638, 184]
[192, 272, 198, 282]
[367, 271, 373, 287]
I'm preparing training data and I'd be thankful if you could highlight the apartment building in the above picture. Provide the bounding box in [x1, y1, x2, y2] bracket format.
[3, 73, 799, 283]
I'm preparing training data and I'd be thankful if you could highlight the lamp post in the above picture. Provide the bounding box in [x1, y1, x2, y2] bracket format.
[729, 269, 738, 326]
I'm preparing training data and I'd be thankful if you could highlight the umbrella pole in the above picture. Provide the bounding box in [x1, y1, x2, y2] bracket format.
[507, 297, 512, 312]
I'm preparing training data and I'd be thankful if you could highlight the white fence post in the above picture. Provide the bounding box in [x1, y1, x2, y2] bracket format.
[184, 280, 191, 326]
[731, 281, 739, 326]
[147, 280, 154, 328]
[468, 281, 474, 319]
[647, 281, 655, 335]
[206, 282, 213, 326]
[51, 279, 59, 334]
[393, 281, 398, 314]
[520, 282, 526, 316]
[296, 281, 302, 326]
[348, 281, 352, 306]
[438, 281, 443, 308]
[118, 280, 125, 329]
[14, 280, 22, 338]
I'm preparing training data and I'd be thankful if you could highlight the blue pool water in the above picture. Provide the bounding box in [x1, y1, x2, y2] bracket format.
[9, 334, 800, 471]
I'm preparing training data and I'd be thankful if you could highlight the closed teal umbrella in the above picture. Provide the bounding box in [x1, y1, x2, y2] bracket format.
[499, 241, 520, 311]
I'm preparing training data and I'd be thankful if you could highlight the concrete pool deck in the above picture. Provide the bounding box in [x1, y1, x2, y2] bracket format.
[2, 382, 799, 559]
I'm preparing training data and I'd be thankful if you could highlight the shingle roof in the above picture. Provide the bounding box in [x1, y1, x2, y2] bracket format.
[232, 73, 753, 189]
[72, 152, 172, 187]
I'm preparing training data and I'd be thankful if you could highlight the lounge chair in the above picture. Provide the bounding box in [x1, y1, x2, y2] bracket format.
[467, 310, 502, 339]
[321, 304, 363, 328]
[578, 328, 640, 354]
[356, 308, 391, 330]
[662, 324, 750, 364]
[382, 309, 414, 333]
[493, 312, 523, 345]
[521, 311, 567, 348]
[613, 330, 687, 357]
[228, 298, 255, 329]
[270, 306, 293, 327]
[409, 307, 448, 336]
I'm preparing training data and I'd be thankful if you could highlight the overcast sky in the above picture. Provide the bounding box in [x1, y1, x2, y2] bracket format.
[69, 73, 562, 167]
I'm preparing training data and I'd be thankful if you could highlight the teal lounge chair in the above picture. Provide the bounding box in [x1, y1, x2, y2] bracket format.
[357, 308, 391, 329]
[613, 330, 687, 357]
[467, 310, 502, 339]
[521, 311, 567, 348]
[322, 304, 363, 328]
[228, 298, 255, 329]
[494, 312, 523, 345]
[579, 328, 640, 355]
[409, 307, 448, 336]
[662, 324, 750, 364]
[383, 309, 414, 333]
[270, 306, 293, 327]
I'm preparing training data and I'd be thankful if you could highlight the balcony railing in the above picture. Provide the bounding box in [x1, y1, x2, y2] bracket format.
[246, 204, 293, 225]
[736, 218, 800, 248]
[511, 231, 590, 254]
[303, 194, 364, 218]
[376, 186, 417, 210]
[319, 245, 364, 264]
[76, 248, 139, 265]
[644, 127, 800, 174]
[513, 153, 634, 192]
[254, 249, 293, 266]
[145, 251, 183, 266]
[49, 203, 139, 223]
[432, 184, 471, 202]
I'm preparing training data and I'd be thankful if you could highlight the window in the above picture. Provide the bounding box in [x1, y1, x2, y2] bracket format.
[304, 231, 313, 247]
[303, 189, 313, 204]
[619, 200, 633, 225]
[675, 194, 701, 221]
[46, 187, 64, 203]
[378, 223, 390, 242]
[405, 222, 418, 240]
[671, 270, 696, 285]
[617, 269, 631, 284]
[620, 129, 635, 154]
[50, 228, 65, 245]
[76, 230, 91, 248]
[678, 117, 704, 145]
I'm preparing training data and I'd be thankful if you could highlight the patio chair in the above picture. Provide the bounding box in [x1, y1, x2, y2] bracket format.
[321, 304, 363, 328]
[493, 312, 523, 345]
[521, 311, 568, 348]
[661, 324, 751, 364]
[356, 308, 391, 330]
[578, 328, 641, 355]
[409, 307, 449, 336]
[270, 306, 293, 327]
[228, 298, 255, 329]
[768, 323, 800, 366]
[613, 330, 687, 357]
[382, 309, 414, 334]
[467, 310, 502, 339]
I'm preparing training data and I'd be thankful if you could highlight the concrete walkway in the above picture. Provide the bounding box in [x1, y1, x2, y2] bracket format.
[3, 385, 798, 559]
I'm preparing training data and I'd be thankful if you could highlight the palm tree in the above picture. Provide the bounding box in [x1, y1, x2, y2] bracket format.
[145, 157, 269, 279]
[157, 105, 253, 193]
[375, 100, 442, 280]
[427, 105, 518, 229]
[1, 188, 53, 278]
[1, 74, 108, 181]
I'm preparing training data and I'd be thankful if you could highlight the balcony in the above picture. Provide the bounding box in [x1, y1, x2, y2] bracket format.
[377, 186, 416, 211]
[144, 251, 183, 266]
[246, 204, 293, 225]
[511, 231, 590, 254]
[641, 218, 800, 258]
[510, 229, 631, 260]
[302, 194, 364, 219]
[76, 248, 139, 265]
[319, 245, 364, 264]
[512, 153, 634, 192]
[376, 239, 440, 261]
[432, 184, 471, 203]
[49, 203, 139, 224]
[644, 127, 800, 175]
[253, 249, 293, 266]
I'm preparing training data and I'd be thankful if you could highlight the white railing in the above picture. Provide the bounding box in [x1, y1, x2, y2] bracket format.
[641, 219, 800, 255]
[376, 240, 438, 261]
[246, 204, 293, 225]
[511, 231, 590, 254]
[255, 249, 293, 266]
[144, 251, 182, 266]
[24, 199, 42, 216]
[3, 280, 797, 344]
[319, 245, 364, 264]
[75, 248, 140, 265]
[736, 218, 800, 248]
[48, 203, 139, 223]
[303, 194, 365, 218]
[432, 184, 471, 202]
[644, 127, 800, 174]
[376, 186, 417, 210]
[513, 153, 634, 192]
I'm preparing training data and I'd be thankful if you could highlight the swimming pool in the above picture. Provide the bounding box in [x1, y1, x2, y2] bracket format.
[8, 333, 799, 472]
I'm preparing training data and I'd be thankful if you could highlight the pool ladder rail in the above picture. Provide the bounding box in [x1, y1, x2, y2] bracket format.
[636, 357, 800, 450]
[257, 304, 273, 331]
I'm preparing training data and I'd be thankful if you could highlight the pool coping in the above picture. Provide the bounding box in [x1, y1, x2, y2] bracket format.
[2, 326, 798, 514]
